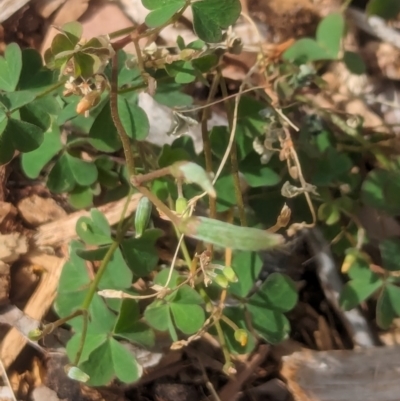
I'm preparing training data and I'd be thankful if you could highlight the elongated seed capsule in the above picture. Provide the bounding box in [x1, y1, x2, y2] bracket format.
[135, 196, 152, 238]
[222, 266, 238, 283]
[178, 216, 285, 252]
[175, 196, 189, 217]
[214, 274, 229, 288]
[65, 365, 90, 383]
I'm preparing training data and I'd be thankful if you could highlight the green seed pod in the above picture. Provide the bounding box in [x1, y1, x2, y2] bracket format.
[214, 274, 229, 288]
[175, 196, 189, 216]
[178, 216, 285, 252]
[65, 365, 90, 383]
[135, 196, 152, 238]
[222, 266, 238, 283]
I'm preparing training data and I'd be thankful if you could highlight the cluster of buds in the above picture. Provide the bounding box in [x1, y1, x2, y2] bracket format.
[197, 250, 238, 288]
[63, 74, 108, 117]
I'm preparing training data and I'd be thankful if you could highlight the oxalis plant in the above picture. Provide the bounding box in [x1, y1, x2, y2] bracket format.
[1, 0, 399, 388]
[0, 0, 298, 385]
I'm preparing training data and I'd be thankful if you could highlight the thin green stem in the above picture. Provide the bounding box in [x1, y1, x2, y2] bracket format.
[33, 309, 83, 341]
[117, 187, 135, 233]
[201, 72, 221, 229]
[198, 287, 232, 373]
[110, 53, 136, 176]
[219, 73, 247, 226]
[110, 53, 179, 225]
[109, 26, 136, 39]
[214, 319, 233, 373]
[73, 310, 88, 366]
[35, 80, 66, 99]
[221, 315, 240, 331]
[138, 184, 180, 225]
[81, 241, 120, 311]
[131, 167, 171, 186]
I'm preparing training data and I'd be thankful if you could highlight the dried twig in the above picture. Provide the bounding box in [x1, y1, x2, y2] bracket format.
[218, 345, 269, 401]
[347, 7, 400, 50]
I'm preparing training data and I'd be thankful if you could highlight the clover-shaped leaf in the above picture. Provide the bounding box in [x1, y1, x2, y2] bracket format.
[68, 185, 94, 209]
[19, 48, 57, 92]
[54, 241, 117, 332]
[0, 115, 45, 165]
[113, 299, 155, 348]
[238, 272, 297, 344]
[246, 304, 290, 344]
[89, 100, 122, 152]
[47, 152, 98, 193]
[249, 273, 298, 313]
[340, 256, 382, 311]
[118, 96, 149, 140]
[68, 334, 142, 386]
[121, 229, 163, 277]
[0, 43, 22, 92]
[0, 91, 36, 111]
[367, 0, 400, 20]
[144, 284, 205, 339]
[21, 122, 63, 179]
[76, 209, 112, 245]
[45, 22, 111, 78]
[165, 61, 197, 84]
[227, 251, 263, 298]
[361, 169, 400, 216]
[192, 0, 242, 43]
[220, 307, 256, 354]
[283, 13, 344, 62]
[379, 238, 400, 272]
[240, 156, 281, 188]
[142, 0, 186, 27]
[377, 283, 400, 329]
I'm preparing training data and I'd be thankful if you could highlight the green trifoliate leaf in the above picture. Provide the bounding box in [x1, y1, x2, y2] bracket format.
[0, 43, 22, 91]
[191, 0, 241, 43]
[142, 0, 186, 28]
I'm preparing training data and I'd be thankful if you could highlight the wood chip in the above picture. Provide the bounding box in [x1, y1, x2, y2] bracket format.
[281, 346, 400, 401]
[34, 0, 66, 19]
[31, 385, 61, 401]
[17, 195, 67, 227]
[0, 262, 10, 306]
[0, 234, 28, 264]
[34, 193, 142, 248]
[0, 0, 30, 23]
[0, 253, 66, 368]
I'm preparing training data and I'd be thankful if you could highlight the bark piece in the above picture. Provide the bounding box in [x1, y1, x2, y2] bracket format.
[281, 346, 400, 401]
[0, 202, 17, 232]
